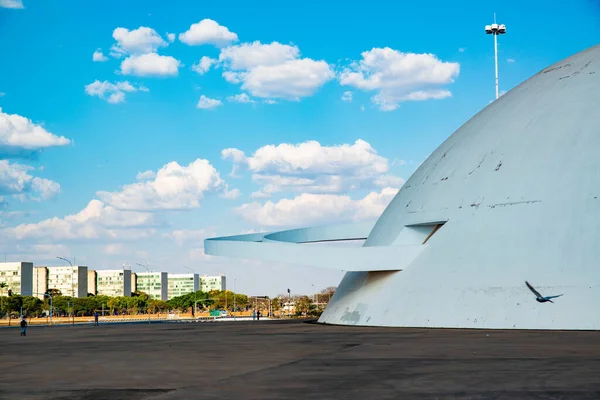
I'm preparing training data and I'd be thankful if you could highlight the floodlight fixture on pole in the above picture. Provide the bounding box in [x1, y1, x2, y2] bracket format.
[485, 14, 506, 99]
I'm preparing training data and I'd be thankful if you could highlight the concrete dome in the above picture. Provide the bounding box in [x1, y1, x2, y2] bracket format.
[320, 44, 600, 329]
[206, 44, 600, 329]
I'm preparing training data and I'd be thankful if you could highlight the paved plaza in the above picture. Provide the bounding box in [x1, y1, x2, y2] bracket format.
[0, 320, 598, 399]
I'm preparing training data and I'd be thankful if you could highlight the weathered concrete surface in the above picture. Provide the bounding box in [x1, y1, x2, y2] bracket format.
[0, 320, 598, 399]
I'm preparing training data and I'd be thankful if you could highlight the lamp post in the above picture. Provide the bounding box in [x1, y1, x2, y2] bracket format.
[34, 292, 52, 326]
[233, 278, 236, 320]
[485, 14, 506, 99]
[57, 256, 75, 325]
[183, 266, 197, 317]
[136, 263, 151, 324]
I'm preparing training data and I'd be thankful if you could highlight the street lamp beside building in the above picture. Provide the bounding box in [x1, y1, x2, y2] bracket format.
[183, 266, 198, 317]
[56, 256, 75, 325]
[135, 263, 151, 324]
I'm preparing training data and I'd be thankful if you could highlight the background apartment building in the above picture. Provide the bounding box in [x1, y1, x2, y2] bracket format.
[33, 266, 48, 299]
[87, 270, 97, 295]
[200, 275, 226, 292]
[131, 272, 137, 294]
[167, 273, 199, 300]
[96, 269, 132, 297]
[136, 272, 167, 300]
[0, 262, 33, 296]
[47, 266, 88, 298]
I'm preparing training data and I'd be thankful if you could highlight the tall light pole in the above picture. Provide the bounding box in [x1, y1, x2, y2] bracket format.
[136, 263, 151, 324]
[233, 278, 236, 320]
[485, 14, 506, 99]
[183, 266, 197, 317]
[57, 256, 75, 325]
[34, 292, 53, 326]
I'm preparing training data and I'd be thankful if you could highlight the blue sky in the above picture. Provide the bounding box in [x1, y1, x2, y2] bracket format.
[0, 0, 598, 296]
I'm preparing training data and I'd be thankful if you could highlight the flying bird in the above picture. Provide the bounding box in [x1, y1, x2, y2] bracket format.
[525, 281, 563, 303]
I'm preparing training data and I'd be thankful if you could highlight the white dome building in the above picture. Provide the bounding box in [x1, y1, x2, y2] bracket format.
[206, 44, 600, 330]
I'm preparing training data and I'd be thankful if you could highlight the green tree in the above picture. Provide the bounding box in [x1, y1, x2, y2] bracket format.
[106, 297, 119, 314]
[148, 299, 169, 313]
[22, 296, 43, 318]
[46, 288, 62, 297]
[0, 282, 7, 319]
[167, 291, 212, 312]
[294, 295, 315, 317]
[5, 295, 23, 325]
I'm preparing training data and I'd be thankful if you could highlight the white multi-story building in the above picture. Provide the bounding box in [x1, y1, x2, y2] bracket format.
[0, 262, 33, 296]
[33, 266, 48, 299]
[96, 269, 132, 297]
[47, 266, 88, 298]
[131, 272, 137, 294]
[167, 273, 199, 300]
[136, 272, 167, 300]
[200, 275, 226, 292]
[87, 270, 97, 295]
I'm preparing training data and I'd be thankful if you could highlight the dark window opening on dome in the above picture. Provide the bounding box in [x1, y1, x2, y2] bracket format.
[393, 221, 447, 246]
[422, 223, 445, 244]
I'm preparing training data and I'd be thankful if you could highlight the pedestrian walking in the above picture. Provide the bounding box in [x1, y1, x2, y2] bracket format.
[94, 311, 99, 326]
[256, 310, 261, 321]
[20, 317, 27, 336]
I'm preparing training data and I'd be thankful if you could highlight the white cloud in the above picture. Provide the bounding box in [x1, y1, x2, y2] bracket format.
[339, 47, 460, 111]
[0, 0, 23, 8]
[136, 170, 156, 180]
[196, 95, 222, 109]
[5, 199, 159, 241]
[236, 187, 398, 227]
[111, 26, 168, 55]
[226, 93, 255, 103]
[192, 56, 217, 75]
[120, 53, 181, 77]
[219, 41, 298, 70]
[341, 91, 353, 102]
[218, 41, 334, 100]
[222, 71, 242, 84]
[372, 89, 452, 111]
[221, 188, 240, 199]
[458, 47, 466, 53]
[0, 108, 70, 151]
[0, 160, 60, 201]
[93, 49, 108, 62]
[96, 159, 226, 211]
[507, 58, 515, 63]
[84, 80, 148, 104]
[167, 33, 176, 43]
[168, 228, 215, 245]
[104, 243, 125, 255]
[222, 139, 404, 196]
[179, 19, 238, 47]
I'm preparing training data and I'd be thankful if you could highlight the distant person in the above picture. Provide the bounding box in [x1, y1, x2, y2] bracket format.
[252, 310, 256, 321]
[94, 312, 99, 326]
[256, 310, 261, 321]
[20, 317, 27, 336]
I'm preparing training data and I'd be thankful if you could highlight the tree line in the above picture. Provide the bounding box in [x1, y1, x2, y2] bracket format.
[0, 285, 336, 320]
